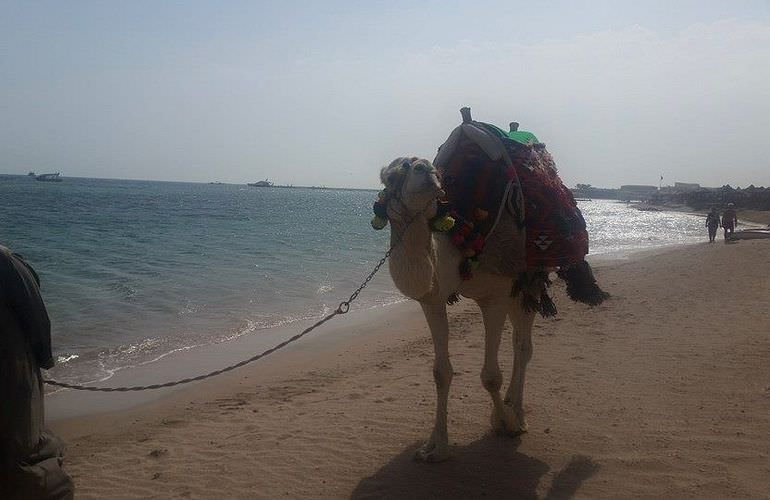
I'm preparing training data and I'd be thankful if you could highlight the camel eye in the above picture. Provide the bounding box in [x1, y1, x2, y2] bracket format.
[414, 164, 426, 172]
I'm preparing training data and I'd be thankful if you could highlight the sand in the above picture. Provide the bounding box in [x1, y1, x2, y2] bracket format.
[48, 240, 770, 499]
[738, 209, 770, 227]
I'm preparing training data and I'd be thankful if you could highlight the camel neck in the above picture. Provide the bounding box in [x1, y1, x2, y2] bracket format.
[386, 215, 437, 300]
[389, 215, 432, 255]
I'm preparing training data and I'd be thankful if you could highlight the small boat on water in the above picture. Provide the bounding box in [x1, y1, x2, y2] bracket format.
[730, 229, 770, 240]
[35, 172, 62, 182]
[247, 179, 273, 187]
[27, 171, 36, 177]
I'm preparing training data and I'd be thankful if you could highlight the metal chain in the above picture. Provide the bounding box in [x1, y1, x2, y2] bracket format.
[44, 198, 433, 392]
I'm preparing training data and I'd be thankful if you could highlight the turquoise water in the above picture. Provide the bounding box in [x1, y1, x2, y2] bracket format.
[0, 175, 707, 385]
[1, 176, 397, 385]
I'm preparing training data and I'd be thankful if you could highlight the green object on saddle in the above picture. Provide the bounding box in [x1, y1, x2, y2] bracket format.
[484, 123, 540, 145]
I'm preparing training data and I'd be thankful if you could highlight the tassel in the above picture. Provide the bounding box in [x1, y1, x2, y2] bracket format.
[539, 291, 558, 317]
[557, 261, 610, 306]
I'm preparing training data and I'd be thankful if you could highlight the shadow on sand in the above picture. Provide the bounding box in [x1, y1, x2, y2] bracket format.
[352, 434, 599, 499]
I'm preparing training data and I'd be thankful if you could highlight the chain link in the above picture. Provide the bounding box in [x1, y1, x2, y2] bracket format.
[44, 198, 433, 392]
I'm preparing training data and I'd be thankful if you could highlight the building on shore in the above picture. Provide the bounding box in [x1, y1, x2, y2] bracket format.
[673, 182, 700, 192]
[618, 185, 658, 201]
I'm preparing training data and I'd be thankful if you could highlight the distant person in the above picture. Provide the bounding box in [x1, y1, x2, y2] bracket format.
[722, 203, 738, 241]
[0, 246, 74, 499]
[705, 207, 720, 243]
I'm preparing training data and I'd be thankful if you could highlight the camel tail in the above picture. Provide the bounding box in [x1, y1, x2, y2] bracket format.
[556, 260, 610, 306]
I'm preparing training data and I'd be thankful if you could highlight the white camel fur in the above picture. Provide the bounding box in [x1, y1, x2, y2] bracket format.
[381, 156, 536, 463]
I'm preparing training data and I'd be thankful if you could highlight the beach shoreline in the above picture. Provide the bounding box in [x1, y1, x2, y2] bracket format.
[46, 225, 714, 422]
[42, 199, 721, 405]
[47, 239, 770, 498]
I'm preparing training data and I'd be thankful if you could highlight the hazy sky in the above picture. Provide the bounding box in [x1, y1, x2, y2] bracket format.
[2, 1, 769, 188]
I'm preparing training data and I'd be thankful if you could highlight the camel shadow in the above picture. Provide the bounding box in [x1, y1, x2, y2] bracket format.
[351, 435, 599, 500]
[544, 454, 600, 500]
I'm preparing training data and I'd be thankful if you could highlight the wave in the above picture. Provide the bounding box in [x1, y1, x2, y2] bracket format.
[45, 294, 407, 392]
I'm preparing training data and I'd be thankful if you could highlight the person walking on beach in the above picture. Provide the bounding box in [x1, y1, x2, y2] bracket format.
[706, 207, 720, 243]
[0, 246, 74, 499]
[722, 203, 738, 241]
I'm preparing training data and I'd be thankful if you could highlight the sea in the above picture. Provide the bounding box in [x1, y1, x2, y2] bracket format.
[0, 175, 709, 388]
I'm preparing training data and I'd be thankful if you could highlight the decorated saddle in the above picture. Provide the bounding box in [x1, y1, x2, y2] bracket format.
[371, 108, 608, 311]
[433, 108, 588, 275]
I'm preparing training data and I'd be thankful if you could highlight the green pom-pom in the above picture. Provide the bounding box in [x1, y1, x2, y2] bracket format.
[432, 216, 455, 232]
[371, 215, 388, 230]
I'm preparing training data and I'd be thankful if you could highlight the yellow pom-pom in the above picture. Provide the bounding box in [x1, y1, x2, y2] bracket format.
[371, 215, 388, 230]
[432, 216, 455, 232]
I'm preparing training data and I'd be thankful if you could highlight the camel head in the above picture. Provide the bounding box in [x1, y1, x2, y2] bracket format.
[378, 157, 442, 222]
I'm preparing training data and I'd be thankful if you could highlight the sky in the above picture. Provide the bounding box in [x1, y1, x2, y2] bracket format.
[1, 1, 769, 189]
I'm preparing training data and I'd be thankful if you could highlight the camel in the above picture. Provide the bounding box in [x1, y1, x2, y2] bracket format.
[380, 157, 537, 462]
[376, 111, 606, 462]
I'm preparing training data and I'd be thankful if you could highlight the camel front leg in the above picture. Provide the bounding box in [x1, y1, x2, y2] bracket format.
[479, 300, 522, 436]
[504, 300, 536, 434]
[416, 301, 452, 462]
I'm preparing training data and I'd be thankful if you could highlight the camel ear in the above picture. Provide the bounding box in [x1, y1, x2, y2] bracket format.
[380, 166, 392, 187]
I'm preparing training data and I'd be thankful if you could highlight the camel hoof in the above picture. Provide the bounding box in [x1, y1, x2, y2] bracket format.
[491, 407, 528, 437]
[414, 442, 450, 463]
[495, 422, 528, 437]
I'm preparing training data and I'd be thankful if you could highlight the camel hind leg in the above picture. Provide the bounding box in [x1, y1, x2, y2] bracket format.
[503, 299, 536, 434]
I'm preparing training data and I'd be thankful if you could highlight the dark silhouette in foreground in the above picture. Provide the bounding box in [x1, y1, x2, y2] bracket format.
[0, 246, 74, 499]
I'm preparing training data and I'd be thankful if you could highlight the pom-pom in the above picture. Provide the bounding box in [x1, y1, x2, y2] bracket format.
[373, 201, 388, 218]
[431, 216, 455, 232]
[458, 223, 473, 237]
[371, 215, 388, 230]
[451, 233, 465, 246]
[472, 235, 485, 252]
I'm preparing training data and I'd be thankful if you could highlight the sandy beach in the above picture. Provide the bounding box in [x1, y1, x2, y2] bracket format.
[48, 240, 770, 499]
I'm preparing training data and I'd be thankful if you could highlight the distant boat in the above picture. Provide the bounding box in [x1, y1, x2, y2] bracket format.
[27, 171, 36, 177]
[247, 179, 273, 187]
[35, 172, 62, 182]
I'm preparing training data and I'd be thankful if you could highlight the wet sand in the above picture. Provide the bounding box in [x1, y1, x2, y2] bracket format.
[49, 240, 770, 498]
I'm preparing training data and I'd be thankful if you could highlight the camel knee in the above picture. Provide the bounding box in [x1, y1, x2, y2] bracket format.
[433, 361, 453, 390]
[481, 365, 502, 393]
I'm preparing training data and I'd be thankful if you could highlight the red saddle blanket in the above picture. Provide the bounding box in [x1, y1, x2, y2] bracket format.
[511, 144, 588, 268]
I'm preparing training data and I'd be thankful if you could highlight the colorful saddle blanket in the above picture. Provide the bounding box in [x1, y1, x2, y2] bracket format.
[434, 119, 589, 277]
